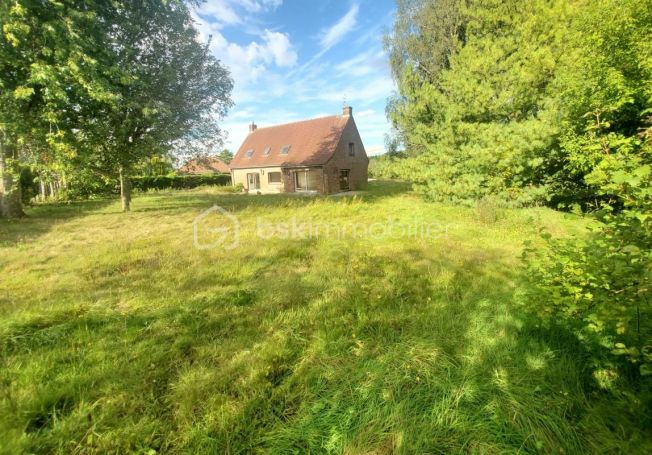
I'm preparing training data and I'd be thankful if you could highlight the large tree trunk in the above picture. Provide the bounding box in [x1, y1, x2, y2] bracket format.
[0, 136, 24, 218]
[119, 166, 131, 212]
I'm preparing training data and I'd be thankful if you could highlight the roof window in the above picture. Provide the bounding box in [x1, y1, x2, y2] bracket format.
[263, 146, 271, 155]
[245, 149, 254, 158]
[280, 145, 290, 155]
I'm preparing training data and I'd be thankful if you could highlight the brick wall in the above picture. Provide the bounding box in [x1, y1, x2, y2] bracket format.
[322, 117, 369, 193]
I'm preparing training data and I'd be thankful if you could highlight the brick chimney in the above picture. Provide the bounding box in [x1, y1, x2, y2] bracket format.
[343, 106, 352, 117]
[249, 122, 257, 133]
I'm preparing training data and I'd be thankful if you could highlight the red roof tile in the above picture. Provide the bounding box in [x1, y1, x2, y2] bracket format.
[179, 156, 230, 174]
[230, 115, 350, 169]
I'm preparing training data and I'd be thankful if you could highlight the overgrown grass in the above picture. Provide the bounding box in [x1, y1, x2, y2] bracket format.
[0, 181, 649, 453]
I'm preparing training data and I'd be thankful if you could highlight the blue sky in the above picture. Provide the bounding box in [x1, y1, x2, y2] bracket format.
[191, 0, 396, 156]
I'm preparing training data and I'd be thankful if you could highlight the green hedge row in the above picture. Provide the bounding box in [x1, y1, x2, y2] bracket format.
[131, 174, 231, 192]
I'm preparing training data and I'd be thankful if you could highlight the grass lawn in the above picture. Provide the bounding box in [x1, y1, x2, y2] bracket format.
[0, 181, 649, 453]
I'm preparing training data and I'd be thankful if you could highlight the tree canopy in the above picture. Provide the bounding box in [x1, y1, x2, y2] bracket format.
[0, 0, 233, 214]
[386, 0, 651, 208]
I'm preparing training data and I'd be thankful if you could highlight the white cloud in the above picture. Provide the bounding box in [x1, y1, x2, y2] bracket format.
[197, 0, 283, 26]
[260, 30, 297, 67]
[356, 108, 376, 118]
[366, 144, 387, 156]
[192, 11, 297, 87]
[335, 49, 388, 78]
[197, 0, 243, 26]
[236, 0, 283, 12]
[320, 4, 359, 51]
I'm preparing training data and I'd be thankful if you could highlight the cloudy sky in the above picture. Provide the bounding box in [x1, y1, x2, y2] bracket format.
[191, 0, 396, 156]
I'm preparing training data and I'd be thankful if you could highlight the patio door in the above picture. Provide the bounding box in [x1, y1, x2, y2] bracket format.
[247, 173, 260, 190]
[294, 169, 320, 192]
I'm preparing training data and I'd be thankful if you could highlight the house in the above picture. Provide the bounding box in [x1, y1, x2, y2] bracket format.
[178, 156, 230, 174]
[230, 106, 368, 194]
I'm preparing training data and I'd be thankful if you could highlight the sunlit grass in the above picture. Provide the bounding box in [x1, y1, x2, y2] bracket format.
[0, 181, 648, 453]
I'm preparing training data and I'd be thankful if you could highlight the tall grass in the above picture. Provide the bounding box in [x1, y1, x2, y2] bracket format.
[0, 181, 648, 453]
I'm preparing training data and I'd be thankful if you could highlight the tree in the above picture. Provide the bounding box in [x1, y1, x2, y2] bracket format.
[63, 1, 233, 211]
[0, 1, 232, 215]
[0, 1, 89, 217]
[217, 149, 234, 164]
[385, 0, 652, 208]
[385, 0, 573, 205]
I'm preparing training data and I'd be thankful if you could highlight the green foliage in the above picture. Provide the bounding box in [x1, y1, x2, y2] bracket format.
[385, 0, 651, 208]
[135, 156, 175, 177]
[0, 0, 233, 215]
[131, 174, 232, 192]
[525, 118, 652, 374]
[522, 0, 652, 376]
[216, 149, 234, 165]
[368, 154, 404, 179]
[386, 0, 569, 205]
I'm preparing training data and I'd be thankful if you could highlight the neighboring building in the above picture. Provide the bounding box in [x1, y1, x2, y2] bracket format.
[178, 156, 230, 174]
[230, 106, 369, 194]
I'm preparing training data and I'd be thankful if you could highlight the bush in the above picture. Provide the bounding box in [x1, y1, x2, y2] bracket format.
[131, 174, 231, 192]
[368, 154, 404, 180]
[523, 128, 652, 376]
[475, 195, 503, 224]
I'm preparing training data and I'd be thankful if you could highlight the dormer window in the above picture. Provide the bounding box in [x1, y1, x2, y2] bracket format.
[280, 145, 290, 155]
[263, 146, 271, 155]
[245, 149, 254, 158]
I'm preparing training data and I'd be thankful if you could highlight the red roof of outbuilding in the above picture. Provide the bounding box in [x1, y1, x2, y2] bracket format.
[179, 156, 230, 174]
[230, 115, 350, 169]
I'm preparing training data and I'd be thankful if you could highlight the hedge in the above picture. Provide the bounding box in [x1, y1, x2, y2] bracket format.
[131, 174, 232, 192]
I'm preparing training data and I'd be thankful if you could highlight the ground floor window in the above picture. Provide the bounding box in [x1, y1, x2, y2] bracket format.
[268, 172, 282, 184]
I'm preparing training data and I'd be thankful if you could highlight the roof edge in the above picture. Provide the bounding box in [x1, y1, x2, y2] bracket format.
[247, 114, 344, 133]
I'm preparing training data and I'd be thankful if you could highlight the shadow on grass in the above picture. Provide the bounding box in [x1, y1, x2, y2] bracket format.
[0, 181, 409, 248]
[131, 180, 411, 215]
[0, 199, 118, 247]
[1, 236, 644, 453]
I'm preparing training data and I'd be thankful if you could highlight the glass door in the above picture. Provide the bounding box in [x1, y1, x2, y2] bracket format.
[247, 173, 260, 190]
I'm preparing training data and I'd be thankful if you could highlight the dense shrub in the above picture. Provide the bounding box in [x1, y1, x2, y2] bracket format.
[131, 174, 231, 192]
[524, 119, 652, 376]
[64, 170, 118, 200]
[368, 154, 404, 180]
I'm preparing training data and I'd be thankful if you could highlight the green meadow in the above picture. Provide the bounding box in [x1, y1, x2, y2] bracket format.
[0, 182, 648, 454]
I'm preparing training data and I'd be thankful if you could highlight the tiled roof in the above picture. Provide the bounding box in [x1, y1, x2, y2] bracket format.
[230, 115, 350, 169]
[178, 156, 230, 174]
